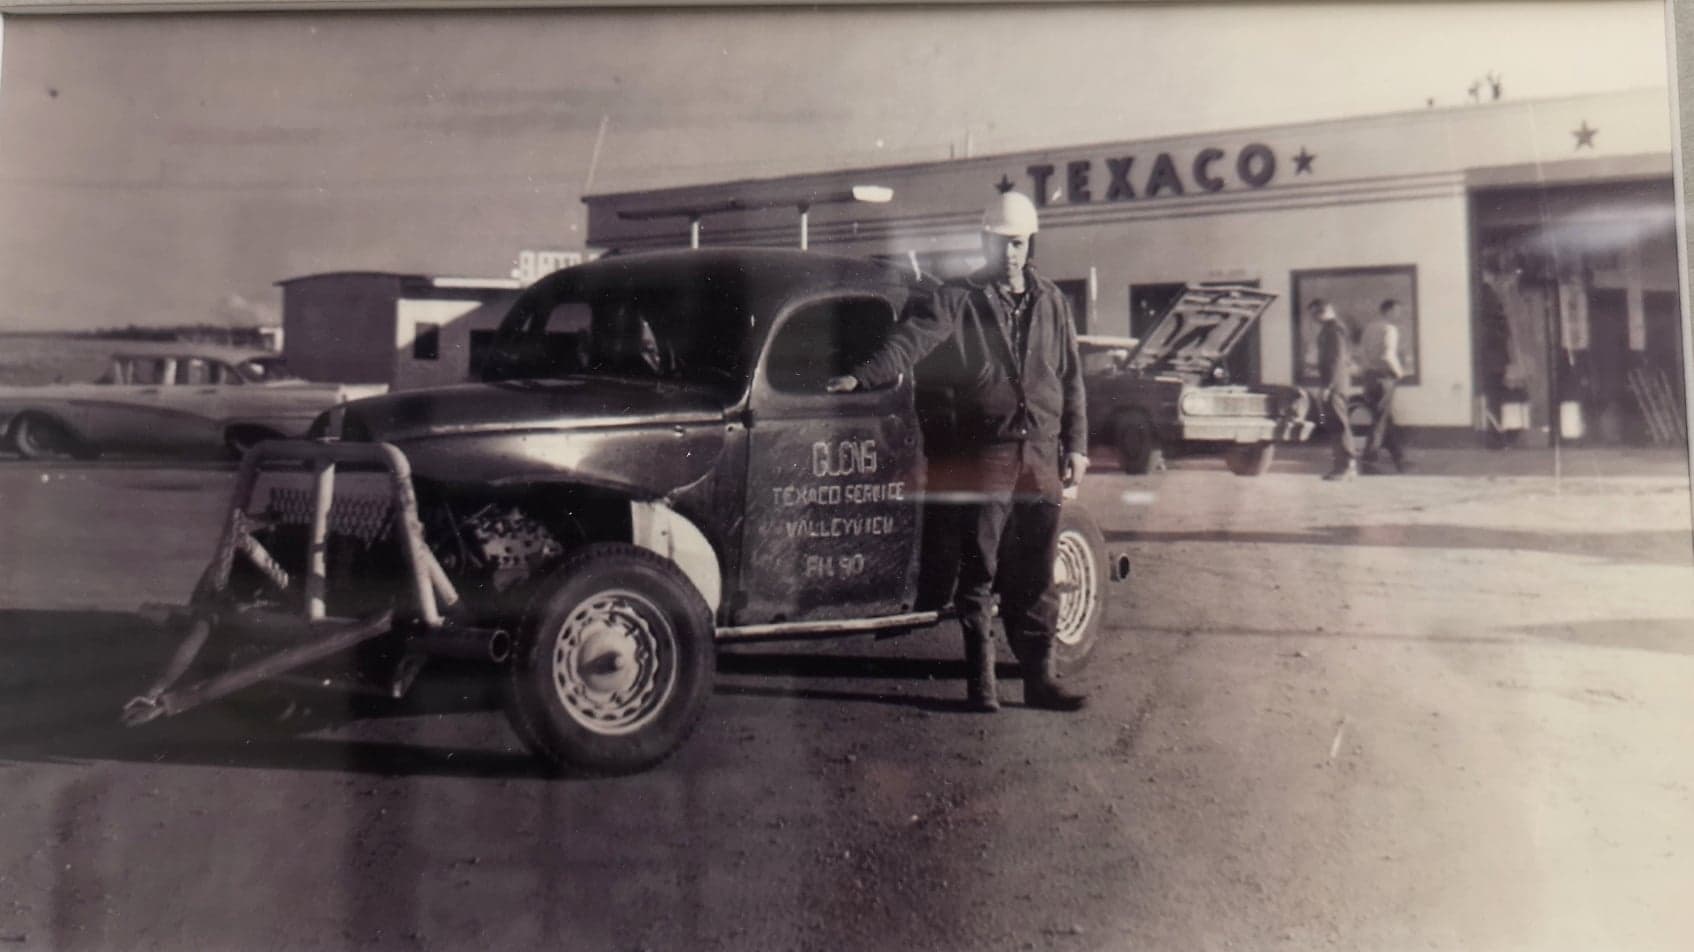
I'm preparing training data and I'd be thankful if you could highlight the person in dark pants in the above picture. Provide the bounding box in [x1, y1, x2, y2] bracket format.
[1312, 299, 1358, 480]
[1359, 298, 1409, 472]
[826, 191, 1089, 713]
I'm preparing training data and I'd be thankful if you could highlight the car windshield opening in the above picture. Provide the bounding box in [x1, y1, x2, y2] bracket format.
[485, 273, 751, 392]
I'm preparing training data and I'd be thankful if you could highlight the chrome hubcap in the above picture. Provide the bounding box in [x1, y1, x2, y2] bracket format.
[1053, 530, 1098, 646]
[551, 589, 675, 735]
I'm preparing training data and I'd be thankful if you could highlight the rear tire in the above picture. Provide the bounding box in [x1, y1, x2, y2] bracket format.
[1051, 505, 1109, 674]
[9, 413, 95, 461]
[1224, 441, 1276, 476]
[504, 543, 715, 774]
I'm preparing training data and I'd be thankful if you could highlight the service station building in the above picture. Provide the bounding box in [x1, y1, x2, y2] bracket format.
[585, 88, 1682, 447]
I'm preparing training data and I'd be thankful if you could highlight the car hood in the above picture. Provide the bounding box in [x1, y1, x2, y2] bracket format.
[1127, 286, 1275, 380]
[338, 376, 728, 443]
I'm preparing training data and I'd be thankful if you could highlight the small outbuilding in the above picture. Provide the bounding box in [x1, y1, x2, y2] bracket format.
[276, 272, 522, 390]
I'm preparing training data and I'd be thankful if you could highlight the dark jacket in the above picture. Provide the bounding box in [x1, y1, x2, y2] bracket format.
[851, 265, 1087, 459]
[1316, 317, 1353, 391]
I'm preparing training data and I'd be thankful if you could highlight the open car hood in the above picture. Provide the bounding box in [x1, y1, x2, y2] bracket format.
[1126, 286, 1276, 380]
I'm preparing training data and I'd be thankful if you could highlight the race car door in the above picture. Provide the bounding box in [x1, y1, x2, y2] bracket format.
[739, 292, 924, 625]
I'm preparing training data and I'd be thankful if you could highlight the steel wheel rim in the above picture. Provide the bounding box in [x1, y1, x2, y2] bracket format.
[551, 589, 676, 736]
[1052, 529, 1098, 646]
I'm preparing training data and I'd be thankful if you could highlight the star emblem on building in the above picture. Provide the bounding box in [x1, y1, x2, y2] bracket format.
[1573, 121, 1598, 149]
[1293, 147, 1316, 174]
[995, 175, 1015, 193]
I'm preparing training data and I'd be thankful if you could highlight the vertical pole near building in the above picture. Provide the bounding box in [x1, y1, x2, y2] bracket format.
[689, 215, 701, 250]
[1546, 284, 1563, 489]
[798, 204, 811, 251]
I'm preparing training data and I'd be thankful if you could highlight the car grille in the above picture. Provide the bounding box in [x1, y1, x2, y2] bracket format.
[1181, 391, 1273, 417]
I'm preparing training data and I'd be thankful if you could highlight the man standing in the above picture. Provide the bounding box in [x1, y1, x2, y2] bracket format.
[826, 191, 1089, 713]
[1359, 298, 1409, 472]
[1312, 299, 1358, 481]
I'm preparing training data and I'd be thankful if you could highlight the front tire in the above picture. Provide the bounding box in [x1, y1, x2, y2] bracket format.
[1113, 414, 1164, 475]
[1051, 505, 1109, 674]
[505, 543, 714, 774]
[1224, 441, 1276, 476]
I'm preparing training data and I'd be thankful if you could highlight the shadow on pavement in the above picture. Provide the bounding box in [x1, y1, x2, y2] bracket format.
[0, 611, 996, 774]
[1508, 617, 1694, 656]
[715, 650, 1014, 713]
[1106, 523, 1694, 566]
[0, 609, 543, 779]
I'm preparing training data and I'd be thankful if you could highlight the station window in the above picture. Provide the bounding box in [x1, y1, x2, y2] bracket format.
[1054, 279, 1090, 334]
[764, 296, 895, 394]
[413, 322, 441, 361]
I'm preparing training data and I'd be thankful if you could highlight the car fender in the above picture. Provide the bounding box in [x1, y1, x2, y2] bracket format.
[629, 500, 722, 614]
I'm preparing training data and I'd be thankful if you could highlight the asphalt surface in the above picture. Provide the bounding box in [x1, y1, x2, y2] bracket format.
[1, 449, 1692, 951]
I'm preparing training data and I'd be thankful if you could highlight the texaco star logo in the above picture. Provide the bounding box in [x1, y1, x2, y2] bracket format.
[1573, 121, 1598, 150]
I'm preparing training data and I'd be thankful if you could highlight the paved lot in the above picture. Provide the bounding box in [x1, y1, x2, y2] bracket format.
[1, 450, 1691, 951]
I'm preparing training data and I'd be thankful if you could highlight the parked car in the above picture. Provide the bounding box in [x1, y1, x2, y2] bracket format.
[126, 248, 1124, 774]
[1083, 286, 1312, 475]
[0, 343, 386, 460]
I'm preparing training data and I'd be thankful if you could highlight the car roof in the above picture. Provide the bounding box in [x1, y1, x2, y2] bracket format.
[527, 247, 921, 323]
[108, 341, 280, 364]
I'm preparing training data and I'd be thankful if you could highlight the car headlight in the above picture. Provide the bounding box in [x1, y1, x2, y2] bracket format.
[1179, 391, 1215, 416]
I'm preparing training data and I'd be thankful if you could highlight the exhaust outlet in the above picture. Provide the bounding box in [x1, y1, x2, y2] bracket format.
[1111, 553, 1132, 582]
[414, 625, 513, 664]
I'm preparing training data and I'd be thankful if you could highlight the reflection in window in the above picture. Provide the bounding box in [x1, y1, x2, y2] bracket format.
[764, 297, 895, 394]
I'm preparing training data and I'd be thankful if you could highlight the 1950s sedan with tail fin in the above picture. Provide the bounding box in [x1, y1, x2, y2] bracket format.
[126, 249, 1123, 774]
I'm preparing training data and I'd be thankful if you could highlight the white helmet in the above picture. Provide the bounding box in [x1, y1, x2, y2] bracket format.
[982, 191, 1040, 237]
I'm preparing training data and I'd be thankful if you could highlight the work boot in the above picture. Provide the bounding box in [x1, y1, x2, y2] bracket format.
[1322, 460, 1359, 481]
[961, 627, 1000, 713]
[1013, 637, 1087, 712]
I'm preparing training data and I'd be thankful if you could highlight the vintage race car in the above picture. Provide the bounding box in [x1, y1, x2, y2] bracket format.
[0, 343, 386, 460]
[1083, 286, 1312, 475]
[125, 249, 1124, 774]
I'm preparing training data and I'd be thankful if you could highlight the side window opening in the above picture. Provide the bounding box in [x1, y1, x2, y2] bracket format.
[413, 322, 442, 361]
[126, 358, 169, 386]
[764, 296, 895, 394]
[177, 358, 213, 386]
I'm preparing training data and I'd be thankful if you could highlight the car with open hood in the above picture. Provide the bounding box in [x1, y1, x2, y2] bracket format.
[0, 342, 387, 460]
[127, 248, 1123, 775]
[1084, 285, 1312, 475]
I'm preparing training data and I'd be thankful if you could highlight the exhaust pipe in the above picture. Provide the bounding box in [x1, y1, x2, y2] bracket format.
[412, 625, 513, 664]
[1110, 553, 1132, 582]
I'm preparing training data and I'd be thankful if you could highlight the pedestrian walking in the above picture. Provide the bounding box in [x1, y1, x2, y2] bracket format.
[1359, 298, 1409, 472]
[826, 191, 1089, 713]
[1312, 299, 1359, 480]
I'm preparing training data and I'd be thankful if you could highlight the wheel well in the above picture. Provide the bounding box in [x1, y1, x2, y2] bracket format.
[11, 410, 73, 435]
[419, 481, 722, 614]
[9, 411, 88, 450]
[225, 423, 287, 442]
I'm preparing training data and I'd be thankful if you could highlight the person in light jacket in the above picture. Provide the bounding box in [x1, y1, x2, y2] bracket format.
[826, 191, 1089, 713]
[1359, 298, 1409, 472]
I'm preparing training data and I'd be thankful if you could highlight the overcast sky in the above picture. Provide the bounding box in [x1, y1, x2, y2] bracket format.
[0, 1, 1673, 332]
